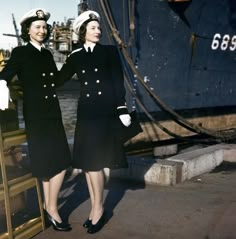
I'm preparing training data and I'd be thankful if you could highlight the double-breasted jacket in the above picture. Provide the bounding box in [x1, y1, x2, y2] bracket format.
[58, 43, 128, 170]
[0, 43, 71, 178]
[0, 43, 61, 120]
[58, 43, 127, 118]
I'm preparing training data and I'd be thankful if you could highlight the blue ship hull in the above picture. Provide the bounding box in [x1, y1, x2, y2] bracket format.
[85, 0, 236, 114]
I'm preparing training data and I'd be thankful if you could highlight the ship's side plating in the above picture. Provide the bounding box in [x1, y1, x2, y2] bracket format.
[89, 0, 235, 110]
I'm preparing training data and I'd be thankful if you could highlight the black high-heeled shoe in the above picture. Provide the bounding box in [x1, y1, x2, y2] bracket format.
[87, 211, 106, 234]
[43, 209, 51, 228]
[47, 212, 72, 231]
[83, 218, 92, 228]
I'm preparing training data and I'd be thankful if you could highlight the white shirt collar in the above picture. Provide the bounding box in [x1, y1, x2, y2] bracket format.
[30, 41, 45, 51]
[84, 43, 96, 52]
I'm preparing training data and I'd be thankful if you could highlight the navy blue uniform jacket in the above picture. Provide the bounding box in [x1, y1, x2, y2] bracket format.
[0, 43, 61, 120]
[0, 43, 71, 178]
[57, 43, 128, 170]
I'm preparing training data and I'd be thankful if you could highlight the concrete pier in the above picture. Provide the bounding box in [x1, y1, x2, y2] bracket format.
[105, 144, 236, 186]
[32, 143, 236, 239]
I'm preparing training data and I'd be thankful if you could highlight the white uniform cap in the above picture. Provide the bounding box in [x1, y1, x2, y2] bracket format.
[19, 8, 50, 26]
[73, 10, 100, 34]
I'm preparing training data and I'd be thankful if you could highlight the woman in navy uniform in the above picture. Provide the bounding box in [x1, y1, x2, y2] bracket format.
[58, 10, 132, 233]
[0, 8, 71, 231]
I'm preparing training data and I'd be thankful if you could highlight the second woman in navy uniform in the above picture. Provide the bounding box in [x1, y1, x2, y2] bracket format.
[57, 10, 131, 233]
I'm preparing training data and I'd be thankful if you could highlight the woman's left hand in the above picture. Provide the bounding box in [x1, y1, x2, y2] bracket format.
[119, 114, 131, 127]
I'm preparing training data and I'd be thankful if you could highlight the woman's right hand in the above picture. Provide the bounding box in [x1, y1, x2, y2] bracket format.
[0, 80, 10, 110]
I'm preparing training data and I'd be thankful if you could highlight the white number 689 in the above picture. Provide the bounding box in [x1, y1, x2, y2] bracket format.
[211, 33, 236, 51]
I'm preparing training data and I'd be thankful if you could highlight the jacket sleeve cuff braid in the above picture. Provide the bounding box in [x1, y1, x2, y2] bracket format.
[117, 106, 128, 115]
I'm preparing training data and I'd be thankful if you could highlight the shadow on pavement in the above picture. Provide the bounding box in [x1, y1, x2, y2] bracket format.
[211, 161, 236, 174]
[57, 161, 148, 225]
[103, 177, 145, 222]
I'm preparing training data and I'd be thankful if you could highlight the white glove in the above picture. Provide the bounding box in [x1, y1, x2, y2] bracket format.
[0, 80, 10, 110]
[119, 114, 131, 127]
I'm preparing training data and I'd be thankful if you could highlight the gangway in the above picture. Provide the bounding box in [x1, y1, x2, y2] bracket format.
[0, 126, 45, 239]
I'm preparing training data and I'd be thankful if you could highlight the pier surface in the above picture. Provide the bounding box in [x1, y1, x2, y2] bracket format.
[32, 144, 236, 239]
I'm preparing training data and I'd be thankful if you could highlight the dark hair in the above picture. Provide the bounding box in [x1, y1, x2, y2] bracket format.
[20, 21, 52, 43]
[78, 19, 101, 44]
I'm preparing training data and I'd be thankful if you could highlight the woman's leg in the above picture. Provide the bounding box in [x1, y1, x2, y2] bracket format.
[42, 169, 66, 223]
[87, 170, 104, 224]
[42, 180, 49, 209]
[85, 172, 95, 220]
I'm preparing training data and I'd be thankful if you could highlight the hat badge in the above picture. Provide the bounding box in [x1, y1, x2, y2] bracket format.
[89, 13, 98, 20]
[36, 10, 45, 19]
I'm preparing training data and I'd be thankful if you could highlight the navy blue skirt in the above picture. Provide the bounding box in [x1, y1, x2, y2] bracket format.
[72, 115, 128, 171]
[25, 119, 71, 178]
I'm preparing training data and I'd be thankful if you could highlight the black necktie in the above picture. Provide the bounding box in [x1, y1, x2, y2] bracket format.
[41, 47, 46, 53]
[88, 47, 92, 53]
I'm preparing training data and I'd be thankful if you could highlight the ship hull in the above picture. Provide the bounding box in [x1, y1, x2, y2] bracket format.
[85, 0, 236, 107]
